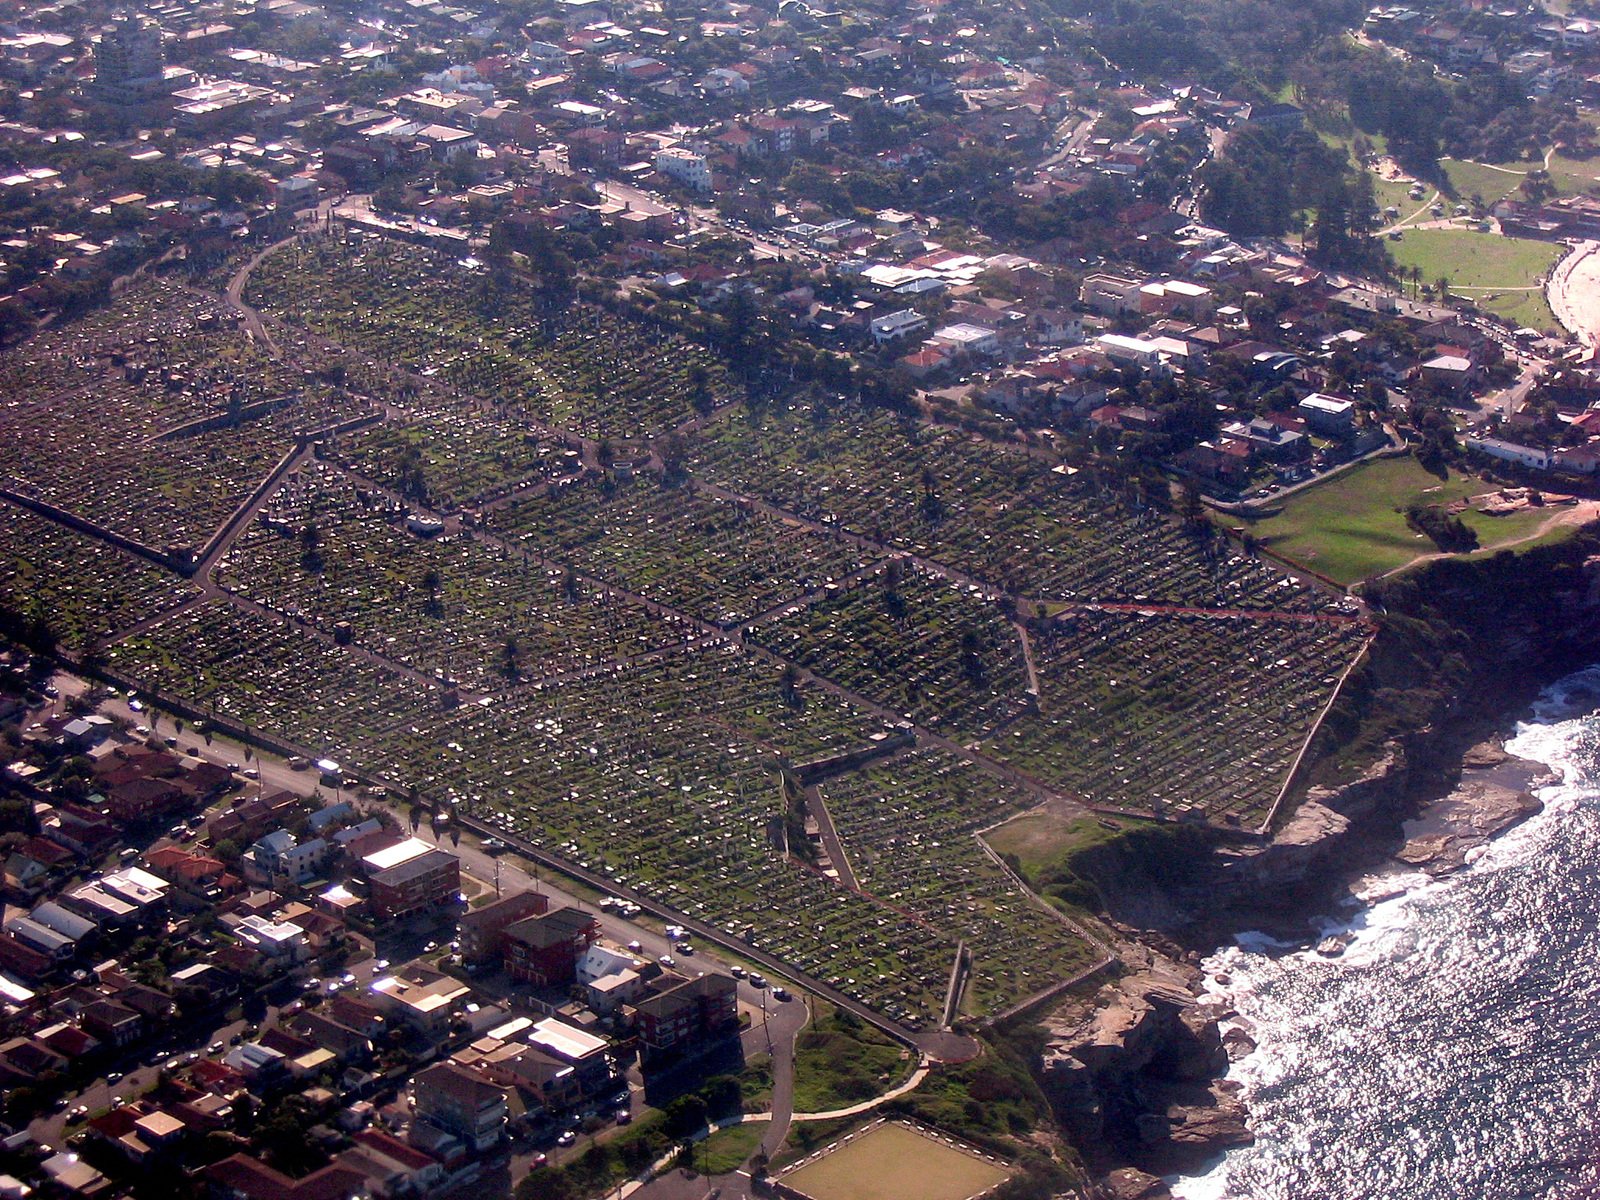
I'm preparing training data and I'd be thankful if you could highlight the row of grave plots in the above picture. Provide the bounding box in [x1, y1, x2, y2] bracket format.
[245, 234, 733, 442]
[328, 405, 584, 513]
[817, 747, 1101, 1017]
[980, 607, 1373, 825]
[687, 395, 1341, 612]
[745, 560, 1034, 742]
[215, 460, 699, 694]
[487, 472, 887, 629]
[0, 500, 201, 651]
[0, 278, 375, 553]
[105, 602, 1095, 1026]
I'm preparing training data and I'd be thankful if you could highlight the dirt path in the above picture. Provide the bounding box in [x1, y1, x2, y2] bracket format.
[1379, 500, 1600, 579]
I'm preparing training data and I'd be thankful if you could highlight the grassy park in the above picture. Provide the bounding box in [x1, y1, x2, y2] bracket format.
[1388, 227, 1563, 329]
[1249, 456, 1555, 584]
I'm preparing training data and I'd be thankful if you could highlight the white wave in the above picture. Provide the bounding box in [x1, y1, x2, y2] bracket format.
[1166, 669, 1600, 1200]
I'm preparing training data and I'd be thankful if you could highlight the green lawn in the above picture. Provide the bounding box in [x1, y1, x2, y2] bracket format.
[1545, 152, 1600, 198]
[1387, 228, 1563, 329]
[791, 1003, 913, 1114]
[987, 812, 1155, 881]
[1248, 456, 1553, 584]
[1440, 157, 1528, 204]
[696, 1123, 764, 1175]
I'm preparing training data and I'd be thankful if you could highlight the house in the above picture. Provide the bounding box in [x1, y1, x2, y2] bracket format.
[503, 907, 601, 987]
[244, 830, 328, 886]
[1296, 393, 1357, 437]
[525, 1017, 613, 1097]
[207, 1154, 371, 1200]
[362, 839, 459, 919]
[630, 973, 738, 1065]
[458, 890, 550, 965]
[1467, 436, 1551, 471]
[369, 974, 470, 1036]
[1079, 272, 1144, 316]
[233, 913, 310, 962]
[1420, 353, 1477, 392]
[869, 308, 928, 344]
[410, 1063, 507, 1152]
[931, 324, 1001, 357]
[79, 998, 143, 1048]
[654, 147, 712, 191]
[340, 1129, 445, 1198]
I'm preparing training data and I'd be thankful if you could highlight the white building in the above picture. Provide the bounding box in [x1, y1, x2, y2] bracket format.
[932, 323, 1002, 357]
[1467, 436, 1551, 471]
[246, 830, 329, 884]
[654, 146, 712, 191]
[870, 308, 928, 344]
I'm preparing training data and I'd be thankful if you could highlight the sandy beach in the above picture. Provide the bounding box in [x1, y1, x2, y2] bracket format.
[1547, 239, 1600, 348]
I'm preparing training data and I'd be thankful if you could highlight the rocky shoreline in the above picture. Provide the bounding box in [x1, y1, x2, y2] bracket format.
[1039, 732, 1559, 1200]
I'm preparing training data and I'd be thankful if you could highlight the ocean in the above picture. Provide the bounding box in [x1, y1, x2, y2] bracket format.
[1171, 666, 1600, 1200]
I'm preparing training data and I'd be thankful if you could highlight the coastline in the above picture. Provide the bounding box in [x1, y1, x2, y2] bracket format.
[1040, 644, 1600, 1199]
[1165, 664, 1600, 1200]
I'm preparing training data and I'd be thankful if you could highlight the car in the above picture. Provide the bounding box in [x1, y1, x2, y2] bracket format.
[374, 959, 390, 972]
[678, 942, 695, 956]
[614, 1109, 631, 1125]
[242, 767, 260, 780]
[209, 1042, 224, 1054]
[287, 756, 310, 770]
[749, 973, 767, 989]
[165, 736, 178, 748]
[128, 698, 143, 711]
[556, 1131, 577, 1147]
[529, 1153, 548, 1168]
[773, 987, 792, 1002]
[110, 1096, 124, 1108]
[106, 1072, 121, 1084]
[135, 725, 150, 736]
[729, 965, 746, 979]
[626, 941, 642, 953]
[341, 973, 356, 985]
[665, 925, 686, 941]
[658, 954, 676, 968]
[481, 837, 505, 853]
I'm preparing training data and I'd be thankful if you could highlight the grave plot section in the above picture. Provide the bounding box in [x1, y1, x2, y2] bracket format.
[747, 562, 1030, 739]
[107, 601, 447, 757]
[0, 502, 200, 651]
[329, 403, 583, 513]
[984, 609, 1371, 823]
[692, 399, 1329, 609]
[245, 234, 731, 440]
[215, 463, 692, 692]
[491, 474, 884, 627]
[0, 279, 373, 555]
[818, 750, 1100, 1015]
[357, 649, 999, 1025]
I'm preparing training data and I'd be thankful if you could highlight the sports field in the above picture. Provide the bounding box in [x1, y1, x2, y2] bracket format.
[781, 1122, 1011, 1200]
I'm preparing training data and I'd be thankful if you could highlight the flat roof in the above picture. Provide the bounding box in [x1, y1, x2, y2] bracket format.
[361, 837, 433, 872]
[529, 1016, 608, 1061]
